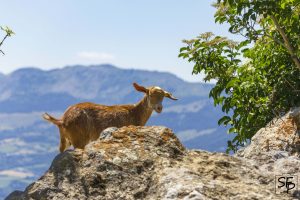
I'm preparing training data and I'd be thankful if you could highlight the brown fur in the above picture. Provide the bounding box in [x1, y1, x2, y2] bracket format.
[43, 83, 178, 152]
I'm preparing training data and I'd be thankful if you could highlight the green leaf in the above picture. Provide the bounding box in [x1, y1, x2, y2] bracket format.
[1, 26, 15, 36]
[179, 47, 188, 52]
[218, 116, 231, 125]
[227, 127, 237, 134]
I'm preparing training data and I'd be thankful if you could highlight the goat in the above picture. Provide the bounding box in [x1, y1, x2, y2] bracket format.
[43, 83, 178, 152]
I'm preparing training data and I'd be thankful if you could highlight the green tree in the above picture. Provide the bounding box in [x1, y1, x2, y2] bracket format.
[179, 0, 300, 152]
[0, 26, 14, 55]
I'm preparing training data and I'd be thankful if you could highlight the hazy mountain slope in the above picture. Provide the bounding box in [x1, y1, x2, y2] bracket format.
[0, 65, 212, 111]
[0, 64, 233, 198]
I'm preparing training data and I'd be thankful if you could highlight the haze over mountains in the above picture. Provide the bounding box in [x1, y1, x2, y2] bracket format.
[0, 64, 232, 198]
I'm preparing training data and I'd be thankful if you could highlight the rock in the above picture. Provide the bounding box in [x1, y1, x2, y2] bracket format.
[6, 108, 300, 200]
[236, 108, 300, 159]
[4, 191, 24, 200]
[235, 107, 300, 199]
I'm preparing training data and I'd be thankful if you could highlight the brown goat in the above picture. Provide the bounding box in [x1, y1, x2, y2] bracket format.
[43, 83, 178, 152]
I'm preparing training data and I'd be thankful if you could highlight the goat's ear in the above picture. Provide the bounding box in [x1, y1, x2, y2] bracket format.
[133, 83, 149, 94]
[164, 91, 178, 100]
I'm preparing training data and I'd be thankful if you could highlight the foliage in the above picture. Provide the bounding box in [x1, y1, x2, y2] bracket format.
[179, 0, 300, 152]
[0, 26, 14, 55]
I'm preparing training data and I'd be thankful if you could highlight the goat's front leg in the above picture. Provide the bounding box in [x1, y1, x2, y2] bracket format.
[59, 136, 68, 153]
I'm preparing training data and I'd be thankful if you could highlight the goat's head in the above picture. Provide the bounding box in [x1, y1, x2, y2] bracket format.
[133, 82, 178, 113]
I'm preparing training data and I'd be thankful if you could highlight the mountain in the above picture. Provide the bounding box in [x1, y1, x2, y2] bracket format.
[6, 108, 300, 199]
[0, 64, 233, 198]
[0, 64, 212, 111]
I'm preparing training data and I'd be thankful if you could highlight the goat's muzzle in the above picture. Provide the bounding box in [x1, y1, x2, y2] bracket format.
[154, 105, 163, 113]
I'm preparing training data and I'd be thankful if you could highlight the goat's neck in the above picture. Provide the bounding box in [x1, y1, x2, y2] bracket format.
[133, 95, 153, 126]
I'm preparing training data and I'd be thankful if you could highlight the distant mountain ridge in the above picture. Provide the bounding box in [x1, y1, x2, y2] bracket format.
[0, 64, 232, 199]
[0, 64, 213, 112]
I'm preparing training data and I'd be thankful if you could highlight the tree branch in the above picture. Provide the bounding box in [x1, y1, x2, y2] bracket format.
[0, 34, 9, 55]
[270, 15, 300, 70]
[0, 34, 8, 47]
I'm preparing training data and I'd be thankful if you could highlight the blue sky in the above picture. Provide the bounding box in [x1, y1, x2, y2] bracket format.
[0, 0, 238, 82]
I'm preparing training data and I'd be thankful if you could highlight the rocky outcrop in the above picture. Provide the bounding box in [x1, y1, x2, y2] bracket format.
[6, 108, 300, 200]
[236, 108, 300, 180]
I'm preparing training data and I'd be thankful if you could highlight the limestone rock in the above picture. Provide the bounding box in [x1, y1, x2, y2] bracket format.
[237, 107, 300, 158]
[236, 108, 300, 181]
[6, 108, 300, 199]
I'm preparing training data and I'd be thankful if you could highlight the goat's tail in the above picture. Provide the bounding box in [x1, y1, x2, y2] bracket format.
[43, 113, 63, 126]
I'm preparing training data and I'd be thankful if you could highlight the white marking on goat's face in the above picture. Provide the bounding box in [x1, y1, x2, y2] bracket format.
[148, 87, 165, 113]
